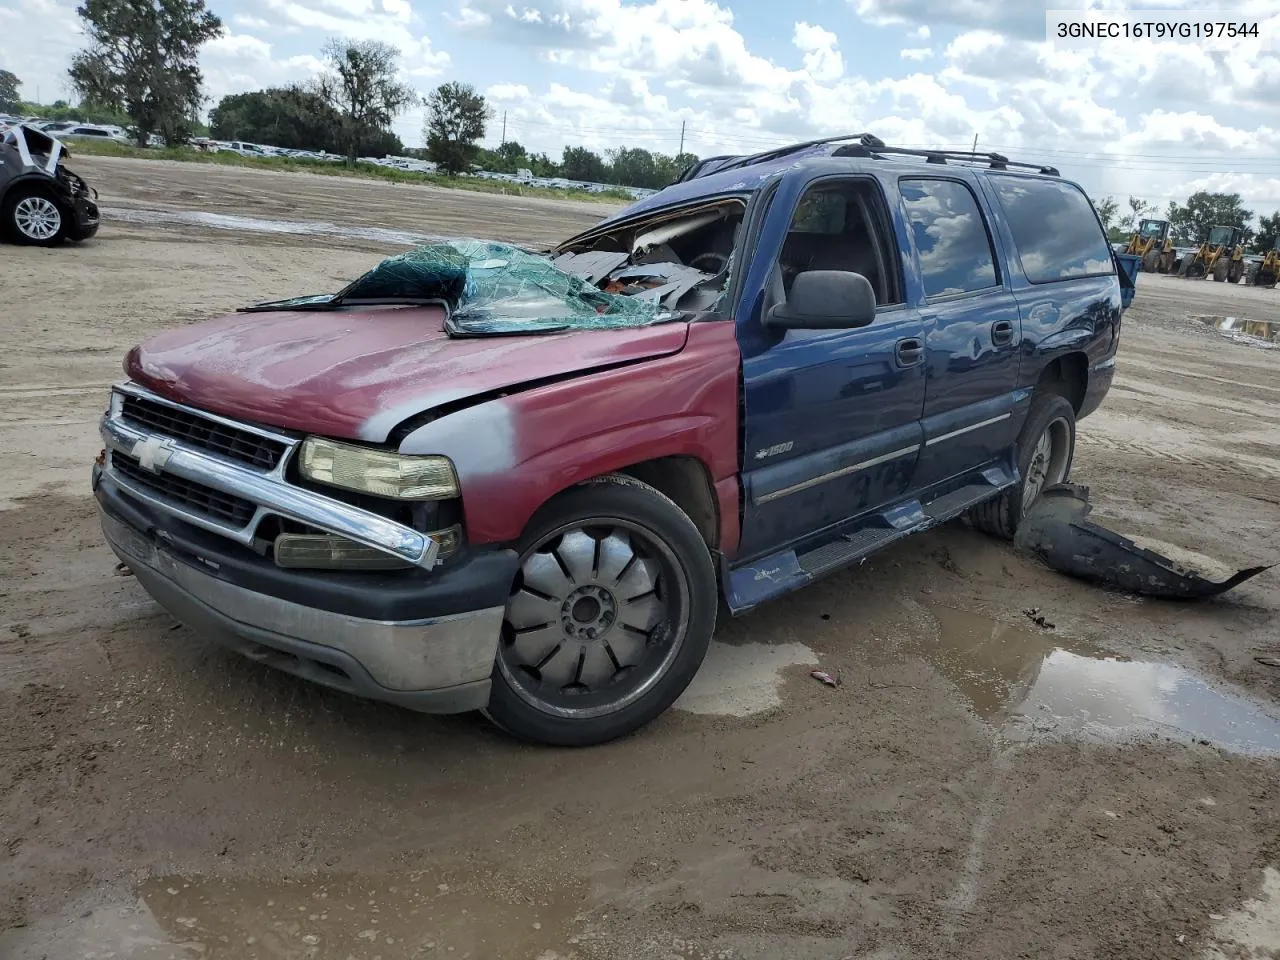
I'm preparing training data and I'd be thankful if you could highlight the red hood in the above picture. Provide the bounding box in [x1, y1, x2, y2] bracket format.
[125, 304, 690, 443]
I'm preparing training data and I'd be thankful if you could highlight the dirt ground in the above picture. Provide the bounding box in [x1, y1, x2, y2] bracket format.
[2, 158, 1279, 960]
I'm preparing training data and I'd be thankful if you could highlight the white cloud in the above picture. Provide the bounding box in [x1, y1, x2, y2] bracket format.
[900, 47, 932, 61]
[793, 22, 844, 83]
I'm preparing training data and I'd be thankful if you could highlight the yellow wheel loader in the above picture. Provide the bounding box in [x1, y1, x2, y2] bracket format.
[1246, 250, 1279, 289]
[1126, 219, 1177, 273]
[1178, 225, 1246, 282]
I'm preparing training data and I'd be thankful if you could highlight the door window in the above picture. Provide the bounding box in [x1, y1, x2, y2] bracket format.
[777, 179, 903, 306]
[900, 178, 999, 298]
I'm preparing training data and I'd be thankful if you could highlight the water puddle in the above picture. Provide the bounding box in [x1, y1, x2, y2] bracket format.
[104, 206, 437, 246]
[915, 608, 1280, 755]
[672, 640, 818, 717]
[135, 872, 583, 959]
[1191, 315, 1280, 350]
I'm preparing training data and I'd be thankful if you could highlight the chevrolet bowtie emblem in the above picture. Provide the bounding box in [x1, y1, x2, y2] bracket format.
[131, 436, 176, 473]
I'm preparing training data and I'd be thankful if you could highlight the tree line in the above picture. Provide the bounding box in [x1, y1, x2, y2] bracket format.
[1093, 192, 1280, 253]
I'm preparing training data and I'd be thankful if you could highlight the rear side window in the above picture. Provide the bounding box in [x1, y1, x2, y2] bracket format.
[988, 176, 1114, 283]
[900, 179, 999, 298]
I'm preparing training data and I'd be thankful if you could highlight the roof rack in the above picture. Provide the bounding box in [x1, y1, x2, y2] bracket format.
[675, 133, 1060, 182]
[675, 133, 882, 183]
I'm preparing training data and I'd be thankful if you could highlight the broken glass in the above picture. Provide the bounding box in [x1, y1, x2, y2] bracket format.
[343, 240, 678, 334]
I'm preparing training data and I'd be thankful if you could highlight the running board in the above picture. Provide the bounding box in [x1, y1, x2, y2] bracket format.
[722, 463, 1017, 615]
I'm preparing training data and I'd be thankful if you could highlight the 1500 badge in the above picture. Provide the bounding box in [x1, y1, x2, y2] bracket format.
[754, 441, 794, 460]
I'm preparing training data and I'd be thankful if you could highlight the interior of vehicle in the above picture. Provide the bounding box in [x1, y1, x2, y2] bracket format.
[776, 180, 899, 306]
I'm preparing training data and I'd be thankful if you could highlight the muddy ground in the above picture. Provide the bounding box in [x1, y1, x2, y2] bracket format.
[2, 158, 1279, 960]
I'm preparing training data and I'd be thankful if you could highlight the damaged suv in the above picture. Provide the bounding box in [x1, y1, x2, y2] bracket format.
[92, 134, 1128, 745]
[1, 125, 100, 246]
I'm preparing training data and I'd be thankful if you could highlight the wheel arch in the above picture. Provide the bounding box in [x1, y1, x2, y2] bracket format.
[1033, 351, 1089, 413]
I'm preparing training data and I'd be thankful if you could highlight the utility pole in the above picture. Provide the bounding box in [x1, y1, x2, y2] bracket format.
[679, 120, 686, 156]
[500, 111, 507, 145]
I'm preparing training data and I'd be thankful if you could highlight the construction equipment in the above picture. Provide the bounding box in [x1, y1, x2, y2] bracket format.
[1246, 250, 1280, 288]
[1126, 219, 1177, 273]
[1178, 225, 1246, 282]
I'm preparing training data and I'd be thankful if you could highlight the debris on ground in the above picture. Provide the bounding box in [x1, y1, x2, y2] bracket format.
[810, 670, 840, 688]
[1256, 657, 1280, 669]
[113, 562, 133, 577]
[1015, 484, 1273, 599]
[1023, 608, 1056, 630]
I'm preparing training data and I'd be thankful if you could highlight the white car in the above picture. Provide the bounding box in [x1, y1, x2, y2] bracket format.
[59, 125, 131, 144]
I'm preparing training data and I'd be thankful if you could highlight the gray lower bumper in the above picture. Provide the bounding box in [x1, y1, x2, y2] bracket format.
[100, 510, 502, 714]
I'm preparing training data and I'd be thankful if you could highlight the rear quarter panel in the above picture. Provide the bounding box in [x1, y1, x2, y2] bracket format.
[398, 321, 743, 553]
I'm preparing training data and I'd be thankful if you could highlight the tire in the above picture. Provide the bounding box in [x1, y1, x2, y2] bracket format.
[1, 187, 69, 246]
[1212, 260, 1227, 282]
[1141, 250, 1158, 272]
[484, 474, 718, 747]
[967, 393, 1077, 540]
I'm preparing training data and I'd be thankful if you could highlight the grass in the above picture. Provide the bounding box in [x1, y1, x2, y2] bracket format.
[64, 139, 635, 204]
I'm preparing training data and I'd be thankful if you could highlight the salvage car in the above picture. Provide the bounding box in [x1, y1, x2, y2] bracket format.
[91, 133, 1129, 745]
[1, 124, 99, 246]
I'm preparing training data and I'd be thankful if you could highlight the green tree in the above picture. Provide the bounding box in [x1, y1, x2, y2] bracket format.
[314, 39, 415, 166]
[68, 0, 223, 146]
[560, 145, 606, 182]
[1092, 195, 1119, 234]
[527, 151, 559, 177]
[1252, 212, 1280, 253]
[210, 87, 339, 151]
[607, 146, 660, 188]
[0, 70, 20, 111]
[1166, 191, 1254, 246]
[424, 81, 489, 174]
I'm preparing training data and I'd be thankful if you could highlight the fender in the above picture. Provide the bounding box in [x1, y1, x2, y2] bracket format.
[398, 321, 743, 552]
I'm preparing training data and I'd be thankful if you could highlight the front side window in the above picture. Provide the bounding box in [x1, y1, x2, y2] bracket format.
[989, 175, 1114, 283]
[900, 178, 999, 298]
[777, 178, 903, 306]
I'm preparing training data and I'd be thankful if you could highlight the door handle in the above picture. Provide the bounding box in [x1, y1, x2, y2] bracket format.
[895, 337, 924, 367]
[991, 320, 1015, 345]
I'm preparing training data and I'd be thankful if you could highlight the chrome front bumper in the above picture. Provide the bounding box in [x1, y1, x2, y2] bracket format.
[99, 382, 439, 569]
[100, 506, 502, 711]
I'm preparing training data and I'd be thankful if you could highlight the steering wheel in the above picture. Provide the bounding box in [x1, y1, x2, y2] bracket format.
[688, 252, 729, 274]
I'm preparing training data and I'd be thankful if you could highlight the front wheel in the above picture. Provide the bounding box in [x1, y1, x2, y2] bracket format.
[1, 188, 68, 246]
[967, 393, 1077, 540]
[485, 475, 718, 746]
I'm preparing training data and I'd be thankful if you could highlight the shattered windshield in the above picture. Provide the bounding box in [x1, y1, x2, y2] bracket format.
[241, 200, 744, 336]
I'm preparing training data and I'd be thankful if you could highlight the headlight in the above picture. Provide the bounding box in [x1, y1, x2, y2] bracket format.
[299, 438, 459, 500]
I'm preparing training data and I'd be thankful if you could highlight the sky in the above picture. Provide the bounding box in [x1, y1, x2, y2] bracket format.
[3, 0, 1280, 218]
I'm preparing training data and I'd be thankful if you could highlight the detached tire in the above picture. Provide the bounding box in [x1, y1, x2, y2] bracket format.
[485, 474, 718, 747]
[967, 393, 1076, 540]
[1, 187, 68, 246]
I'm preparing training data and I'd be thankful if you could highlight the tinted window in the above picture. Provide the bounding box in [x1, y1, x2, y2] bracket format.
[989, 176, 1114, 283]
[900, 179, 998, 298]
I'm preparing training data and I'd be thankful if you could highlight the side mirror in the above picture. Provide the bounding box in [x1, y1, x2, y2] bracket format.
[765, 270, 877, 330]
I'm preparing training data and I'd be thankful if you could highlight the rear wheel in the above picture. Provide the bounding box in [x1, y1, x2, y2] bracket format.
[967, 393, 1076, 540]
[485, 475, 717, 747]
[2, 187, 68, 246]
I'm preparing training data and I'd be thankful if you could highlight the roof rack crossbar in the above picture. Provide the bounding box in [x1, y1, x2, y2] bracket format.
[853, 144, 1059, 176]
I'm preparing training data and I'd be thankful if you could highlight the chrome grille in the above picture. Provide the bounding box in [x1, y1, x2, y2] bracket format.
[121, 395, 287, 470]
[113, 451, 256, 527]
